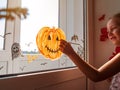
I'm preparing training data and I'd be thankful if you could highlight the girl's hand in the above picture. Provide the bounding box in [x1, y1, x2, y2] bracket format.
[59, 39, 75, 56]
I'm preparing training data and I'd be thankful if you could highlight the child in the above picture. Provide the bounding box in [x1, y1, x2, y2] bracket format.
[59, 13, 120, 89]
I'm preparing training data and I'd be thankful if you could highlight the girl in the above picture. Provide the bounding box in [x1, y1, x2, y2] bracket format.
[59, 13, 120, 89]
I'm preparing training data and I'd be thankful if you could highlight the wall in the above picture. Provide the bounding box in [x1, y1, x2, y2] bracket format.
[93, 0, 120, 90]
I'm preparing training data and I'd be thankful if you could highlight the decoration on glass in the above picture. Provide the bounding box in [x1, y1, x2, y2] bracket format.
[11, 42, 23, 60]
[0, 7, 28, 20]
[36, 26, 66, 60]
[0, 32, 11, 38]
[70, 34, 84, 59]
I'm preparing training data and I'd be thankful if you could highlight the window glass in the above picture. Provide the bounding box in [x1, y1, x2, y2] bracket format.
[21, 0, 58, 54]
[0, 0, 7, 50]
[0, 0, 86, 76]
[18, 0, 84, 73]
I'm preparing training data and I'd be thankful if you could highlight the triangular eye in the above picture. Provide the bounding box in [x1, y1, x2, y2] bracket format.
[48, 35, 51, 40]
[56, 36, 59, 41]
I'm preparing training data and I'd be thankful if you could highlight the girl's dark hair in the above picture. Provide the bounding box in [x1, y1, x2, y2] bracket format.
[111, 13, 120, 25]
[113, 13, 120, 18]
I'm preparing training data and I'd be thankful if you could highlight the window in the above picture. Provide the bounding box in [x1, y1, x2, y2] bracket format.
[0, 0, 85, 75]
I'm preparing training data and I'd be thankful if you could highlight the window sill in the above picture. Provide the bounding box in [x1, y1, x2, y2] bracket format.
[0, 67, 85, 90]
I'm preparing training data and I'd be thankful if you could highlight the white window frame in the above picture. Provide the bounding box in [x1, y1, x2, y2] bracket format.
[0, 0, 87, 76]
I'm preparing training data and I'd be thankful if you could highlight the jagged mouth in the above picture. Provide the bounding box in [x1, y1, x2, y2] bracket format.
[45, 45, 59, 53]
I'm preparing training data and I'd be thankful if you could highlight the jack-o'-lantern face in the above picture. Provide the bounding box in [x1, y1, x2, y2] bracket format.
[36, 27, 66, 60]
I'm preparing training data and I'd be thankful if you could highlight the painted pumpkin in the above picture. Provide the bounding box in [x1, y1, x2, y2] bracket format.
[36, 26, 66, 60]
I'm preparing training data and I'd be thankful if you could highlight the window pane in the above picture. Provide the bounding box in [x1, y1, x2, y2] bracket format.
[21, 0, 58, 54]
[19, 0, 85, 73]
[0, 0, 7, 50]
